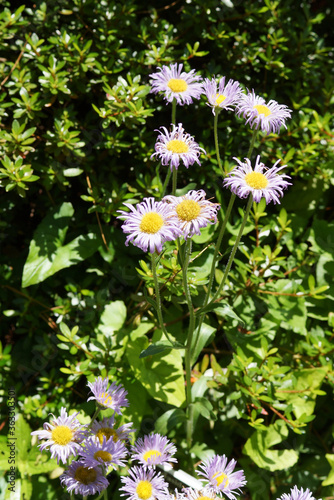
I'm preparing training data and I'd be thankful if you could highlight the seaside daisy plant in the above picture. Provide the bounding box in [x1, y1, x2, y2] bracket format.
[120, 465, 170, 500]
[276, 486, 318, 500]
[30, 407, 87, 465]
[202, 76, 243, 115]
[87, 376, 129, 414]
[236, 90, 292, 135]
[162, 189, 220, 239]
[196, 454, 247, 500]
[79, 435, 128, 471]
[151, 123, 206, 171]
[130, 432, 177, 468]
[223, 155, 291, 204]
[150, 63, 203, 106]
[117, 197, 182, 253]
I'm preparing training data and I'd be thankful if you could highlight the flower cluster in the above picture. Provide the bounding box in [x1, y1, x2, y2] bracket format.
[31, 377, 134, 496]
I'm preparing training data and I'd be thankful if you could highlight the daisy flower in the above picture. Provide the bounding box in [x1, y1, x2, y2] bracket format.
[223, 155, 291, 204]
[117, 197, 182, 254]
[120, 465, 169, 500]
[87, 377, 129, 414]
[91, 415, 135, 444]
[131, 433, 177, 468]
[163, 190, 220, 240]
[203, 77, 243, 115]
[150, 63, 203, 105]
[196, 454, 246, 500]
[60, 459, 109, 496]
[151, 123, 206, 172]
[79, 435, 128, 470]
[277, 486, 317, 500]
[236, 90, 292, 134]
[31, 407, 87, 465]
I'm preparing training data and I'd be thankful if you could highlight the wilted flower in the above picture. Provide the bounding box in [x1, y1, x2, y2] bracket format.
[223, 155, 291, 204]
[150, 63, 203, 105]
[91, 415, 135, 444]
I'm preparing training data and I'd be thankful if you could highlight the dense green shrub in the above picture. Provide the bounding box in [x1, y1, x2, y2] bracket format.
[0, 1, 333, 499]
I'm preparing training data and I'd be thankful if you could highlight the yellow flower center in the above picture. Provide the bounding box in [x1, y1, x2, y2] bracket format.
[136, 480, 153, 500]
[197, 496, 215, 500]
[215, 94, 227, 105]
[213, 472, 229, 488]
[100, 392, 113, 407]
[51, 425, 73, 446]
[244, 171, 268, 190]
[253, 104, 271, 117]
[74, 466, 97, 485]
[96, 428, 118, 444]
[143, 449, 162, 463]
[166, 139, 189, 154]
[94, 450, 112, 462]
[140, 212, 164, 234]
[176, 199, 201, 222]
[168, 78, 188, 93]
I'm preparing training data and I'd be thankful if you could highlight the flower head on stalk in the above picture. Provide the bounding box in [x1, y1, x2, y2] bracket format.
[117, 198, 182, 253]
[87, 377, 129, 414]
[79, 435, 128, 471]
[131, 433, 177, 468]
[236, 90, 292, 135]
[223, 156, 291, 204]
[91, 415, 135, 444]
[196, 454, 246, 500]
[150, 63, 203, 106]
[151, 123, 206, 172]
[163, 190, 220, 240]
[183, 486, 222, 500]
[60, 459, 109, 496]
[120, 465, 170, 500]
[203, 77, 243, 115]
[31, 407, 87, 465]
[276, 486, 317, 500]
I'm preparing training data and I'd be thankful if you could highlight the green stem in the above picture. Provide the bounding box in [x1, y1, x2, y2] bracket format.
[213, 110, 224, 176]
[182, 239, 196, 448]
[151, 252, 174, 345]
[88, 407, 101, 429]
[162, 168, 172, 197]
[247, 128, 258, 158]
[171, 98, 176, 125]
[194, 193, 236, 354]
[211, 194, 254, 303]
[172, 167, 177, 196]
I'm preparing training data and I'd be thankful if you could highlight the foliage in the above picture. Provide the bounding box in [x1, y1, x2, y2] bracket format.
[0, 0, 333, 499]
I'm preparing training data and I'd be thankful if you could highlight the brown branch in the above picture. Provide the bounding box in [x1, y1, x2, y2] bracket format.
[0, 36, 30, 89]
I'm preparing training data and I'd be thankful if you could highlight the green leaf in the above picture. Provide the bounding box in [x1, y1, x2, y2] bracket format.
[244, 420, 299, 471]
[22, 202, 99, 287]
[191, 323, 216, 364]
[126, 331, 186, 407]
[155, 408, 187, 434]
[97, 301, 127, 337]
[323, 454, 334, 486]
[139, 341, 174, 358]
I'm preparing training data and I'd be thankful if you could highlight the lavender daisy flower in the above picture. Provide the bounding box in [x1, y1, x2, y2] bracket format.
[236, 90, 292, 135]
[31, 407, 87, 465]
[163, 190, 220, 240]
[120, 465, 169, 500]
[60, 459, 109, 496]
[79, 435, 127, 470]
[131, 433, 177, 468]
[223, 155, 291, 204]
[196, 454, 246, 500]
[184, 486, 221, 500]
[203, 77, 243, 115]
[150, 63, 203, 106]
[91, 415, 135, 444]
[277, 486, 317, 500]
[87, 377, 129, 414]
[151, 123, 206, 172]
[117, 197, 182, 253]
